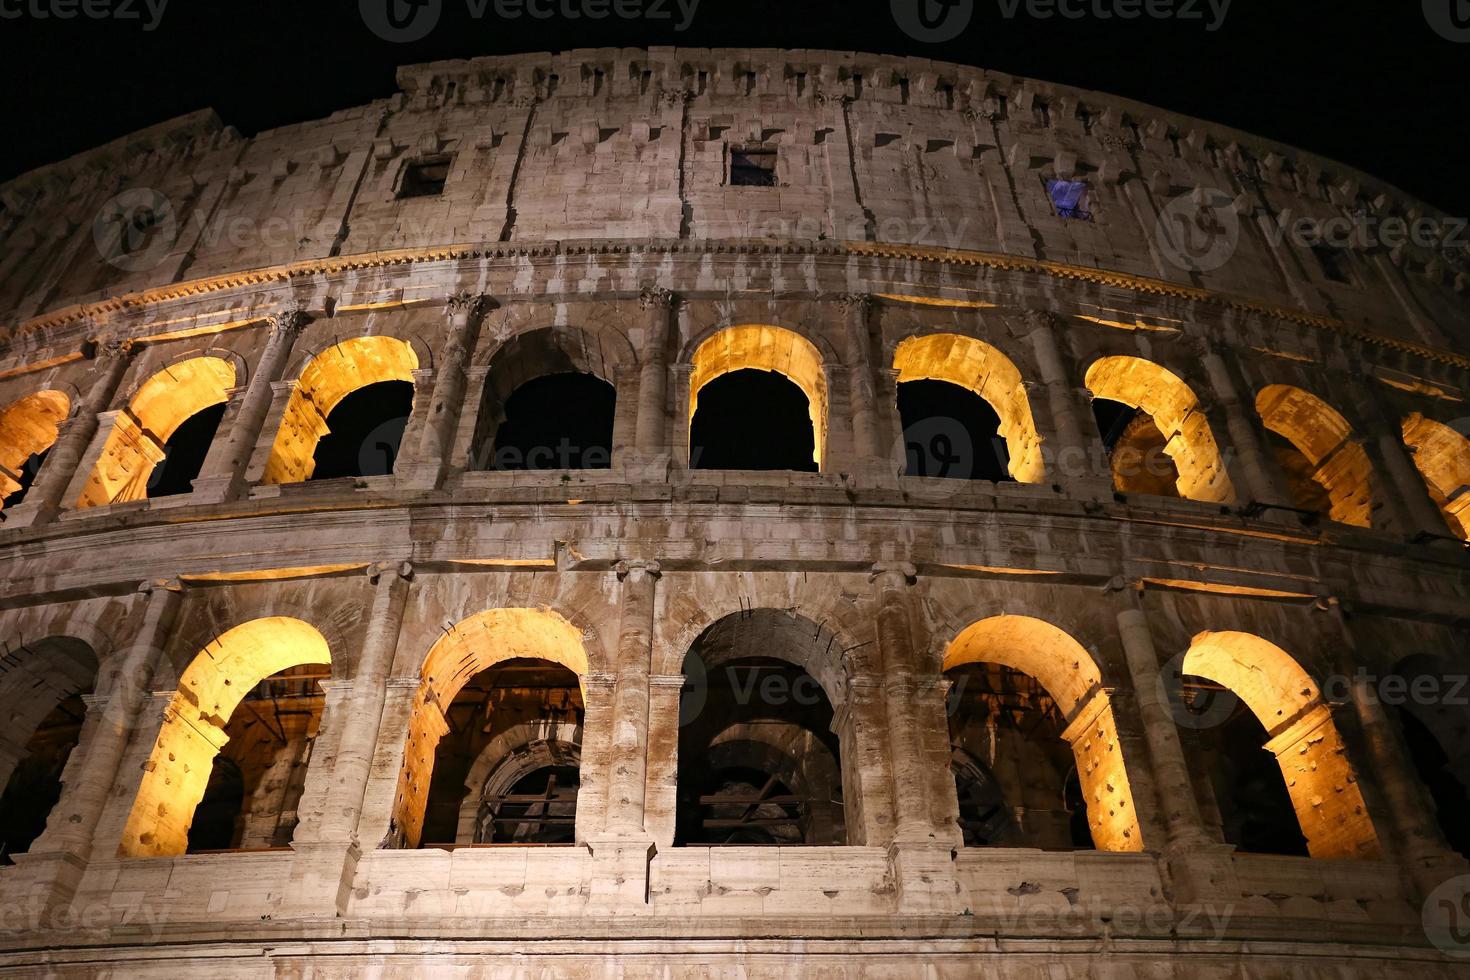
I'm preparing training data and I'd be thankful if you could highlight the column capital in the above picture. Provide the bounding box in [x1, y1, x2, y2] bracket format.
[445, 291, 491, 321]
[638, 284, 676, 311]
[137, 577, 183, 597]
[368, 560, 414, 583]
[1024, 309, 1063, 333]
[95, 338, 137, 362]
[838, 292, 873, 314]
[615, 558, 662, 583]
[869, 561, 918, 587]
[265, 304, 312, 338]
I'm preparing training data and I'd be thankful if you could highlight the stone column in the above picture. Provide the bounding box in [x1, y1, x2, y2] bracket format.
[587, 561, 660, 912]
[630, 285, 675, 480]
[285, 560, 413, 917]
[1347, 379, 1454, 542]
[1320, 599, 1468, 895]
[1024, 312, 1112, 496]
[840, 293, 889, 480]
[11, 579, 183, 917]
[192, 306, 311, 502]
[5, 340, 135, 527]
[403, 293, 490, 489]
[1195, 338, 1290, 509]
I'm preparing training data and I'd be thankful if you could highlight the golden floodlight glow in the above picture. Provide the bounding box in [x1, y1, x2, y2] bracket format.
[893, 334, 1045, 484]
[263, 336, 419, 485]
[391, 607, 590, 849]
[1401, 413, 1470, 540]
[944, 615, 1143, 851]
[76, 357, 236, 510]
[119, 616, 331, 859]
[1255, 384, 1374, 528]
[689, 325, 827, 470]
[0, 390, 69, 507]
[871, 293, 998, 309]
[1085, 356, 1236, 504]
[1183, 630, 1380, 860]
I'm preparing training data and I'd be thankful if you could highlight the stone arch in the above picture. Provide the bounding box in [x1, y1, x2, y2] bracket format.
[943, 615, 1142, 852]
[1084, 356, 1235, 503]
[263, 336, 419, 485]
[456, 719, 583, 843]
[688, 325, 829, 470]
[1255, 384, 1373, 526]
[1401, 413, 1470, 539]
[1182, 630, 1380, 859]
[893, 333, 1044, 483]
[391, 606, 592, 849]
[0, 636, 99, 791]
[119, 617, 332, 858]
[0, 390, 70, 509]
[75, 356, 236, 509]
[682, 607, 848, 711]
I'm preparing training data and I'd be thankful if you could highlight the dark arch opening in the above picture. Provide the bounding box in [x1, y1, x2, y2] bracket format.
[691, 369, 817, 473]
[1181, 680, 1309, 857]
[945, 662, 1093, 850]
[1, 449, 48, 512]
[0, 693, 86, 865]
[1394, 704, 1470, 858]
[1266, 430, 1333, 518]
[311, 380, 414, 480]
[148, 402, 226, 498]
[1092, 397, 1181, 497]
[419, 658, 584, 848]
[898, 379, 1011, 482]
[187, 757, 245, 853]
[489, 373, 615, 471]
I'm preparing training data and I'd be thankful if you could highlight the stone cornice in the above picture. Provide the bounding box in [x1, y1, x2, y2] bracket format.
[4, 238, 1466, 374]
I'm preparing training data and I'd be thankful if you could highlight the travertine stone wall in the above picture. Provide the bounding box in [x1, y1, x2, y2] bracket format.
[0, 47, 1467, 977]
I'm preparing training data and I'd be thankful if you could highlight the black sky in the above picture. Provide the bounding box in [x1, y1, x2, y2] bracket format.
[0, 1, 1466, 214]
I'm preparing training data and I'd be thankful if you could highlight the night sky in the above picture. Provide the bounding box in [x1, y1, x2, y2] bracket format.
[0, 2, 1466, 215]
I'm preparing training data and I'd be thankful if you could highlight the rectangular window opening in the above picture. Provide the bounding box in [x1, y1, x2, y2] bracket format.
[730, 147, 777, 187]
[399, 157, 451, 199]
[1046, 178, 1093, 221]
[1311, 243, 1353, 284]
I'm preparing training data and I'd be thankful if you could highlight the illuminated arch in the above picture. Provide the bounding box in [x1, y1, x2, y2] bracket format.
[1401, 413, 1470, 539]
[391, 607, 590, 848]
[0, 390, 69, 508]
[1085, 356, 1235, 502]
[689, 325, 828, 470]
[944, 615, 1142, 852]
[119, 617, 331, 858]
[76, 357, 236, 509]
[1183, 631, 1380, 859]
[262, 336, 419, 485]
[894, 334, 1044, 483]
[1255, 385, 1374, 527]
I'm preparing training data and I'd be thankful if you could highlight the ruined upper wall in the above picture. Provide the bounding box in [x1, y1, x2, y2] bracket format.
[1, 47, 1466, 357]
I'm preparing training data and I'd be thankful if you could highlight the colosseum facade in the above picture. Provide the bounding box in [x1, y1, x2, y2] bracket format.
[0, 47, 1468, 977]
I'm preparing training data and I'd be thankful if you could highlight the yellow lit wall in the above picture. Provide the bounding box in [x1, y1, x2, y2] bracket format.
[0, 390, 69, 506]
[1255, 385, 1374, 527]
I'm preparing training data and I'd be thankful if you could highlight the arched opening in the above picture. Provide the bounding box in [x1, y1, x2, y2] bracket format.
[897, 381, 1011, 481]
[262, 336, 418, 485]
[76, 357, 235, 508]
[1390, 653, 1470, 858]
[1401, 414, 1470, 540]
[0, 636, 98, 864]
[1085, 357, 1234, 502]
[0, 390, 68, 514]
[943, 615, 1143, 852]
[892, 334, 1044, 483]
[1180, 631, 1379, 859]
[675, 610, 846, 846]
[472, 328, 619, 472]
[118, 618, 331, 858]
[390, 608, 590, 849]
[1255, 385, 1374, 526]
[689, 326, 827, 472]
[417, 662, 583, 848]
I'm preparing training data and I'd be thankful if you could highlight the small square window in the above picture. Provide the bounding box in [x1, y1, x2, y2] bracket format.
[398, 156, 450, 199]
[730, 148, 777, 187]
[1311, 243, 1352, 284]
[1046, 178, 1093, 221]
